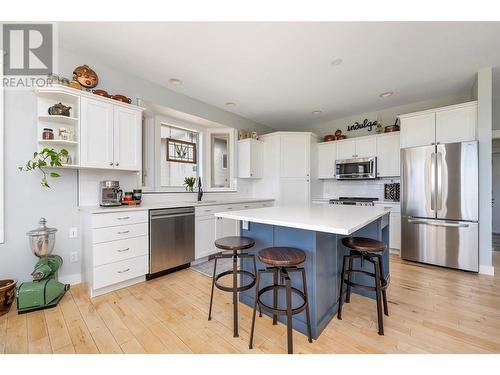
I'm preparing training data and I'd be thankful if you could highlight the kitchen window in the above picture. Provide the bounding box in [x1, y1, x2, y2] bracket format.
[160, 124, 199, 188]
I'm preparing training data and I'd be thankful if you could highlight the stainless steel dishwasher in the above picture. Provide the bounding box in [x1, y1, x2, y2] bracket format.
[147, 207, 195, 279]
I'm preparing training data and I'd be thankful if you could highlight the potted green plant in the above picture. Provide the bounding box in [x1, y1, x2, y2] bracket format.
[183, 176, 196, 192]
[19, 148, 69, 188]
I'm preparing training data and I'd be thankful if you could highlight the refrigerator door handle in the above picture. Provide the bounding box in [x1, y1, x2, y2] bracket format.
[430, 152, 437, 211]
[436, 152, 443, 210]
[407, 218, 469, 228]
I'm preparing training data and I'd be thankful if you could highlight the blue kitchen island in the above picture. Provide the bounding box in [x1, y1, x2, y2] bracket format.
[215, 204, 391, 339]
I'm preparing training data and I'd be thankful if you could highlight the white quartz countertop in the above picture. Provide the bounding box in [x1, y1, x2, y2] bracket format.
[80, 198, 274, 214]
[215, 204, 390, 235]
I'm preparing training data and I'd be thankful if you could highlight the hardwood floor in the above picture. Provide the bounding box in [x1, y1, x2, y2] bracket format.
[2, 253, 500, 354]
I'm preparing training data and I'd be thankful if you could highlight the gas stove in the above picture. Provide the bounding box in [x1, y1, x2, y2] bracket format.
[329, 197, 379, 206]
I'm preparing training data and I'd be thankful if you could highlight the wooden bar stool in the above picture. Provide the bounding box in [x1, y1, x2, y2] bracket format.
[208, 236, 257, 338]
[337, 237, 389, 335]
[249, 247, 312, 354]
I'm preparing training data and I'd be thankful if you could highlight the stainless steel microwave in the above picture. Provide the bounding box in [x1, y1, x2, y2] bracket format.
[335, 157, 377, 180]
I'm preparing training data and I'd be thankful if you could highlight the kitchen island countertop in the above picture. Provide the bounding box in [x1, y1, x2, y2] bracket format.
[215, 204, 390, 235]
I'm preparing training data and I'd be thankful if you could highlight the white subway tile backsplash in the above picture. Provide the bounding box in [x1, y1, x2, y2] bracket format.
[322, 178, 400, 200]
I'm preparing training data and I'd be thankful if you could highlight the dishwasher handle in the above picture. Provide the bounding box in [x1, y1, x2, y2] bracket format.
[150, 207, 195, 219]
[150, 213, 194, 220]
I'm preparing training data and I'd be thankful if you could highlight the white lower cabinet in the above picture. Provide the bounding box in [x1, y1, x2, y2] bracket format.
[375, 202, 401, 251]
[83, 210, 148, 297]
[194, 200, 274, 259]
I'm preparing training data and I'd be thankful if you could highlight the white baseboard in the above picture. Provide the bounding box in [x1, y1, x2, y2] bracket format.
[479, 264, 495, 276]
[389, 248, 400, 256]
[59, 273, 82, 285]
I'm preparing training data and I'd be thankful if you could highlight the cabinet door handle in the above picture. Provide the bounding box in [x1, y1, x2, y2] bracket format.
[117, 268, 130, 274]
[109, 162, 114, 166]
[117, 248, 130, 253]
[117, 216, 130, 220]
[227, 207, 233, 210]
[244, 205, 250, 208]
[115, 162, 120, 166]
[117, 230, 130, 235]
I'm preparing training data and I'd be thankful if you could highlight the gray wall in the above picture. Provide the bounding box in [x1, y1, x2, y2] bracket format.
[493, 67, 500, 130]
[477, 67, 493, 273]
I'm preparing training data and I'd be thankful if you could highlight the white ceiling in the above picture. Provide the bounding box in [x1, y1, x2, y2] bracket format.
[60, 22, 500, 130]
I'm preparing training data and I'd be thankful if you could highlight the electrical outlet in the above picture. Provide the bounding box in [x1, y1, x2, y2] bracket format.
[70, 252, 78, 263]
[242, 220, 249, 230]
[69, 227, 78, 238]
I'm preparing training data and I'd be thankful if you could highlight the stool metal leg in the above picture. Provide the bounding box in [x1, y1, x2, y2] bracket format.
[346, 256, 353, 303]
[374, 257, 384, 335]
[272, 268, 278, 325]
[377, 254, 389, 316]
[337, 255, 347, 320]
[249, 269, 261, 349]
[284, 270, 293, 354]
[300, 268, 313, 343]
[208, 256, 218, 321]
[252, 255, 262, 317]
[232, 250, 239, 337]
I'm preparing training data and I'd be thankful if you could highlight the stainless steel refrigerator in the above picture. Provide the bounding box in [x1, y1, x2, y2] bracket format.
[401, 141, 479, 272]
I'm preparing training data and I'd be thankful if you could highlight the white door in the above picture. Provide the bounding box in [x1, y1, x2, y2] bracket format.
[436, 105, 477, 144]
[336, 140, 356, 159]
[317, 142, 337, 178]
[355, 137, 377, 158]
[376, 133, 400, 177]
[195, 216, 217, 259]
[280, 135, 309, 178]
[279, 178, 310, 205]
[250, 141, 264, 178]
[113, 106, 142, 170]
[493, 153, 500, 233]
[400, 113, 435, 148]
[80, 97, 114, 168]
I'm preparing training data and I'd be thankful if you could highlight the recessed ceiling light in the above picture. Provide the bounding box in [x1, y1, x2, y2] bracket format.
[225, 102, 236, 107]
[331, 58, 343, 66]
[379, 91, 394, 98]
[169, 78, 183, 85]
[311, 110, 322, 116]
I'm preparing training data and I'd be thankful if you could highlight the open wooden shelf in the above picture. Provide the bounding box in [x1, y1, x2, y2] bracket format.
[38, 139, 78, 146]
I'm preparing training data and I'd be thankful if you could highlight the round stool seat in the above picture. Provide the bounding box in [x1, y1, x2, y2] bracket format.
[258, 247, 306, 266]
[342, 237, 385, 253]
[215, 236, 255, 251]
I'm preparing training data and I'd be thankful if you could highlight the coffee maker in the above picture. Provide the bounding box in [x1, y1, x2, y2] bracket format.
[100, 180, 123, 206]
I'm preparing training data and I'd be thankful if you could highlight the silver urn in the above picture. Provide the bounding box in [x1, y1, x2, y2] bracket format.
[26, 218, 57, 258]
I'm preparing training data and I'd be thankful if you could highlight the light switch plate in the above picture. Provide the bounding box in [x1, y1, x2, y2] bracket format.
[70, 252, 78, 263]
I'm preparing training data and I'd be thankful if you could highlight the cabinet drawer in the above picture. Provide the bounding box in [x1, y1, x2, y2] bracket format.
[92, 223, 148, 244]
[92, 210, 148, 228]
[195, 206, 218, 217]
[93, 236, 148, 267]
[93, 255, 147, 289]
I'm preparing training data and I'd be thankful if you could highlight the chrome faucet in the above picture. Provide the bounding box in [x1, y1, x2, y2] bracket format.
[197, 177, 203, 202]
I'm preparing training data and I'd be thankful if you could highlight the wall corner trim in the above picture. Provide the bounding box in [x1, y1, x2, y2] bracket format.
[479, 264, 495, 276]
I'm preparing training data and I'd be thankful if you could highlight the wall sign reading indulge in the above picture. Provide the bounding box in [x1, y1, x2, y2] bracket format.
[347, 118, 378, 132]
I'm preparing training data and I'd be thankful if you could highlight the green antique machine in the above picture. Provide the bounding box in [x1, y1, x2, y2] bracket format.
[17, 218, 70, 314]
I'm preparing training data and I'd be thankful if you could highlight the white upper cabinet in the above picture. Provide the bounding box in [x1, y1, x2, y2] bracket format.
[376, 133, 400, 177]
[336, 139, 356, 159]
[400, 112, 435, 148]
[238, 139, 264, 178]
[80, 97, 142, 171]
[113, 106, 142, 170]
[436, 104, 477, 144]
[317, 142, 337, 179]
[336, 137, 376, 159]
[80, 97, 114, 169]
[355, 137, 377, 158]
[280, 134, 310, 178]
[400, 101, 477, 148]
